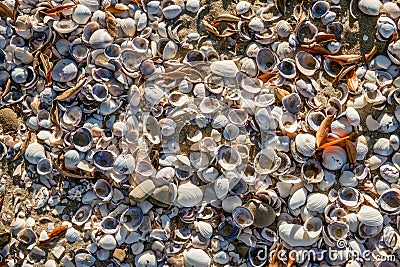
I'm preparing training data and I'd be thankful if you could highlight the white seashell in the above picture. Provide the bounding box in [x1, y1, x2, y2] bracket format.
[113, 154, 135, 175]
[303, 216, 323, 238]
[358, 0, 382, 16]
[384, 2, 400, 19]
[339, 171, 358, 187]
[289, 188, 307, 210]
[25, 142, 46, 164]
[72, 4, 92, 24]
[222, 196, 242, 213]
[380, 162, 399, 183]
[53, 20, 79, 33]
[276, 20, 292, 38]
[248, 17, 264, 32]
[295, 133, 316, 157]
[295, 51, 320, 76]
[183, 248, 211, 267]
[194, 221, 213, 239]
[306, 193, 329, 213]
[322, 146, 347, 171]
[237, 1, 251, 15]
[135, 251, 157, 267]
[214, 178, 229, 200]
[213, 251, 229, 264]
[276, 182, 292, 198]
[378, 113, 398, 133]
[98, 234, 117, 250]
[366, 154, 387, 170]
[75, 253, 96, 267]
[330, 117, 352, 137]
[52, 59, 78, 83]
[64, 149, 83, 169]
[278, 223, 319, 247]
[210, 60, 239, 78]
[345, 107, 360, 126]
[163, 5, 182, 19]
[254, 148, 280, 174]
[186, 0, 200, 13]
[79, 0, 99, 12]
[217, 145, 242, 171]
[357, 205, 383, 227]
[199, 97, 220, 114]
[176, 182, 203, 207]
[72, 205, 92, 226]
[89, 29, 114, 49]
[65, 227, 80, 243]
[373, 138, 393, 156]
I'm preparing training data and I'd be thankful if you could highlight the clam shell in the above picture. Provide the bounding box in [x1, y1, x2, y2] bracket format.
[72, 4, 92, 24]
[98, 234, 117, 250]
[379, 188, 400, 214]
[183, 248, 211, 267]
[25, 142, 46, 164]
[322, 146, 347, 171]
[357, 205, 383, 227]
[358, 0, 382, 16]
[246, 200, 275, 228]
[52, 59, 78, 83]
[289, 187, 307, 210]
[295, 133, 316, 157]
[135, 251, 157, 267]
[72, 205, 92, 226]
[210, 60, 239, 78]
[176, 182, 203, 207]
[295, 51, 320, 76]
[53, 20, 79, 33]
[373, 138, 393, 156]
[194, 221, 213, 239]
[306, 193, 329, 213]
[279, 223, 319, 247]
[89, 29, 114, 49]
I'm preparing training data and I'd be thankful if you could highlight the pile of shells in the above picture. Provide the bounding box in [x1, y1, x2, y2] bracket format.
[0, 0, 399, 266]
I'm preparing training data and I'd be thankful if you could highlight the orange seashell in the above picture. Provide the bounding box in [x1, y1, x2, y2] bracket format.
[347, 69, 359, 92]
[47, 225, 68, 239]
[317, 134, 354, 150]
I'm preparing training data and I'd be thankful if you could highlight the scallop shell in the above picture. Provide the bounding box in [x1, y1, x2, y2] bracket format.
[194, 221, 213, 239]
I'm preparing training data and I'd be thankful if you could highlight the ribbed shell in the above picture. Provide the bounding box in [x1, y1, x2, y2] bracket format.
[357, 205, 383, 227]
[306, 193, 329, 213]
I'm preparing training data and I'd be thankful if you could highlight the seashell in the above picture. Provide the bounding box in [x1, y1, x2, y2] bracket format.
[113, 154, 135, 175]
[376, 16, 396, 41]
[302, 159, 324, 183]
[53, 20, 79, 34]
[222, 195, 242, 213]
[248, 17, 264, 32]
[90, 84, 108, 102]
[157, 38, 178, 60]
[248, 245, 268, 267]
[373, 138, 393, 156]
[236, 72, 262, 93]
[217, 145, 242, 171]
[357, 205, 383, 227]
[119, 18, 136, 37]
[345, 107, 360, 126]
[120, 207, 144, 231]
[338, 187, 361, 208]
[312, 1, 330, 18]
[65, 227, 80, 243]
[100, 216, 120, 234]
[246, 200, 275, 228]
[276, 20, 292, 38]
[282, 93, 302, 114]
[279, 223, 319, 247]
[72, 205, 92, 226]
[17, 228, 37, 246]
[322, 146, 347, 171]
[93, 150, 117, 170]
[295, 51, 320, 76]
[254, 148, 280, 174]
[297, 21, 318, 44]
[79, 0, 100, 12]
[75, 253, 96, 267]
[277, 59, 296, 79]
[380, 162, 399, 183]
[217, 219, 241, 241]
[183, 248, 211, 267]
[98, 234, 117, 250]
[186, 0, 200, 13]
[327, 221, 349, 241]
[378, 113, 398, 133]
[194, 221, 213, 239]
[176, 182, 203, 207]
[295, 133, 316, 157]
[210, 60, 239, 78]
[232, 206, 254, 228]
[94, 179, 113, 201]
[63, 106, 82, 126]
[237, 1, 251, 15]
[25, 142, 46, 164]
[169, 91, 189, 107]
[89, 29, 114, 49]
[330, 117, 352, 137]
[307, 193, 329, 213]
[358, 0, 382, 16]
[37, 158, 53, 175]
[135, 251, 157, 267]
[162, 4, 182, 19]
[303, 216, 323, 238]
[379, 189, 400, 214]
[289, 187, 307, 211]
[256, 48, 277, 73]
[72, 4, 92, 24]
[71, 128, 93, 152]
[52, 59, 78, 83]
[384, 2, 400, 19]
[213, 251, 229, 265]
[64, 149, 83, 169]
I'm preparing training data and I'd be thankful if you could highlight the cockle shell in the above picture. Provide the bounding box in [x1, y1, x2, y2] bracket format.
[25, 142, 46, 164]
[183, 248, 211, 267]
[279, 223, 319, 247]
[306, 193, 329, 213]
[52, 59, 78, 83]
[295, 133, 316, 157]
[357, 205, 383, 227]
[322, 146, 347, 170]
[176, 182, 203, 207]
